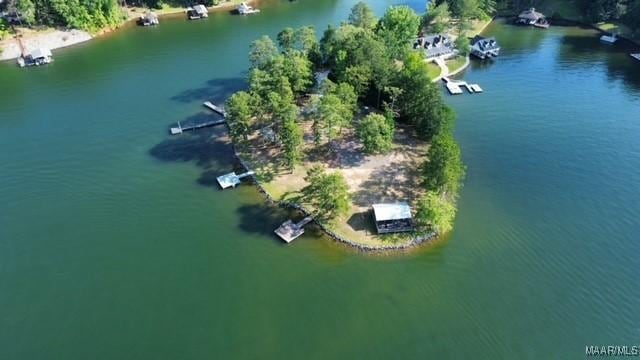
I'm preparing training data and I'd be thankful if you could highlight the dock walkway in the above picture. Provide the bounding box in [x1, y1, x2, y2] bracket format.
[275, 216, 313, 243]
[204, 101, 227, 117]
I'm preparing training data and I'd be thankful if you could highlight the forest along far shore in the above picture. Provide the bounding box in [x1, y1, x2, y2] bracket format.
[225, 3, 465, 250]
[0, 0, 254, 61]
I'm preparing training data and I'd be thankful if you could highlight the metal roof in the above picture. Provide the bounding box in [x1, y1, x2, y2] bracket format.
[372, 203, 412, 222]
[30, 48, 52, 59]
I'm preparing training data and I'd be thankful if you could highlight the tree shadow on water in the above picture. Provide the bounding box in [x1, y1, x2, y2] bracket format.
[171, 77, 247, 104]
[235, 203, 293, 239]
[149, 125, 236, 177]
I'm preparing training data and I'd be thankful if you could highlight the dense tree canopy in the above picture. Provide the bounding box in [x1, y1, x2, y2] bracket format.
[348, 1, 377, 30]
[357, 113, 394, 154]
[422, 131, 465, 197]
[301, 166, 351, 222]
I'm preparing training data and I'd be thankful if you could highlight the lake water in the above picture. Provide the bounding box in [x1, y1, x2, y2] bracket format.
[1, 1, 639, 358]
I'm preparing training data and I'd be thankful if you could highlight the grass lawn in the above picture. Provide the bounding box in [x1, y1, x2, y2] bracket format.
[426, 62, 442, 80]
[445, 56, 468, 75]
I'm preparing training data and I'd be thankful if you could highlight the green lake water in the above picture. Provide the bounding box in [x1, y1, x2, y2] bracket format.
[1, 1, 640, 358]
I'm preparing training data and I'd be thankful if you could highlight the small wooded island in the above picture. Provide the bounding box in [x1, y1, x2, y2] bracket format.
[226, 2, 465, 249]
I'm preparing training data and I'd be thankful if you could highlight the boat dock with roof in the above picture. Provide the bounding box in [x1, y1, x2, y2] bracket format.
[275, 216, 314, 243]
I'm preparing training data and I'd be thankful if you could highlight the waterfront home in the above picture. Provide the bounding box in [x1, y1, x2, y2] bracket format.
[600, 33, 618, 44]
[17, 48, 53, 67]
[470, 36, 501, 59]
[372, 203, 414, 234]
[517, 8, 549, 28]
[415, 33, 456, 60]
[137, 12, 159, 26]
[237, 2, 260, 15]
[187, 5, 208, 20]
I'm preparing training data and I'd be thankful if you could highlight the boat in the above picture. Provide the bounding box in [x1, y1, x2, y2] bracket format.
[17, 48, 53, 68]
[600, 33, 618, 44]
[237, 2, 260, 15]
[630, 53, 640, 61]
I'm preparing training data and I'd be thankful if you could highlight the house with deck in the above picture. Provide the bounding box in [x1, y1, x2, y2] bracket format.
[517, 8, 549, 28]
[470, 36, 501, 59]
[372, 203, 414, 234]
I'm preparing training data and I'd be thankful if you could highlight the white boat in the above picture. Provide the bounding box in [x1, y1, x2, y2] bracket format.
[600, 33, 618, 44]
[630, 53, 640, 61]
[237, 2, 260, 15]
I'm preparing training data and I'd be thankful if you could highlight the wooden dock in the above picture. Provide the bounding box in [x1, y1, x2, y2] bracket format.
[443, 77, 482, 95]
[216, 170, 255, 189]
[275, 216, 313, 243]
[203, 101, 227, 117]
[170, 118, 226, 135]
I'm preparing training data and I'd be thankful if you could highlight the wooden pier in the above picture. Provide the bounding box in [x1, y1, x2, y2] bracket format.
[216, 170, 255, 189]
[203, 101, 227, 117]
[170, 118, 226, 135]
[275, 216, 313, 243]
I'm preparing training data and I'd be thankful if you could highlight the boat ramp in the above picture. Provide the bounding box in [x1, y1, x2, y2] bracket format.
[443, 77, 483, 95]
[216, 171, 255, 189]
[275, 216, 313, 243]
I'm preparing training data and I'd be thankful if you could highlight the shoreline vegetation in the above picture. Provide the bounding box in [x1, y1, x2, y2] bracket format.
[0, 0, 253, 60]
[227, 2, 466, 250]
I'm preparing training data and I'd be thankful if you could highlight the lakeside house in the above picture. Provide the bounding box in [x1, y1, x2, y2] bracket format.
[187, 5, 208, 20]
[414, 33, 456, 60]
[372, 203, 414, 234]
[17, 48, 53, 67]
[517, 8, 549, 28]
[470, 35, 501, 59]
[137, 12, 159, 26]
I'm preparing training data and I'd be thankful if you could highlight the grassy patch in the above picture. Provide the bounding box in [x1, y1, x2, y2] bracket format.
[446, 56, 468, 74]
[426, 62, 442, 80]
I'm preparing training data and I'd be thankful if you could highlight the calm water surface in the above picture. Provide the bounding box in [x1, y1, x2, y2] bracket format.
[1, 1, 639, 358]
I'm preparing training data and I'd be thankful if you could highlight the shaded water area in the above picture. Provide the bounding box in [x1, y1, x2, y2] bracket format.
[1, 1, 640, 358]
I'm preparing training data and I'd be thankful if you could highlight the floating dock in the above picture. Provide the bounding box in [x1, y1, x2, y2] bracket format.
[631, 53, 640, 62]
[275, 216, 313, 243]
[443, 77, 482, 95]
[170, 118, 226, 135]
[203, 101, 227, 117]
[216, 170, 255, 189]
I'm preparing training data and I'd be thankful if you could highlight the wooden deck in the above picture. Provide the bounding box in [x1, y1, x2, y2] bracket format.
[216, 171, 255, 189]
[275, 216, 313, 243]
